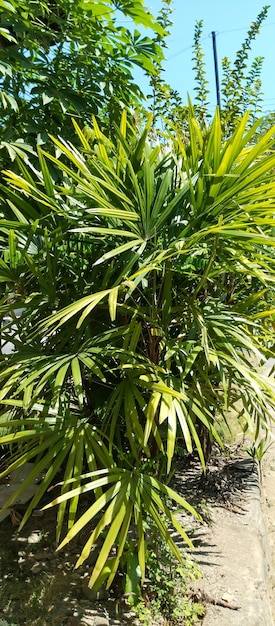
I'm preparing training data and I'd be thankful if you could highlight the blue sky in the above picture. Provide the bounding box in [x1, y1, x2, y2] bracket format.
[141, 0, 275, 114]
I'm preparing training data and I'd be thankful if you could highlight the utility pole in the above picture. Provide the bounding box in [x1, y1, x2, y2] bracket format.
[211, 31, 221, 109]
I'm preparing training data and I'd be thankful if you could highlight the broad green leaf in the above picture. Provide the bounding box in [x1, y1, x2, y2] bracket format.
[144, 391, 161, 446]
[93, 239, 144, 267]
[88, 496, 128, 588]
[37, 147, 54, 197]
[92, 116, 111, 165]
[71, 357, 84, 408]
[167, 401, 177, 472]
[0, 1, 16, 12]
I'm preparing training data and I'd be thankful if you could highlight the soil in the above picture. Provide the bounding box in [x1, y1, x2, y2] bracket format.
[187, 447, 274, 626]
[0, 442, 274, 626]
[263, 432, 275, 623]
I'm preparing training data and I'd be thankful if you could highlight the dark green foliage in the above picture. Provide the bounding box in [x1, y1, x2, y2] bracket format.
[0, 0, 163, 165]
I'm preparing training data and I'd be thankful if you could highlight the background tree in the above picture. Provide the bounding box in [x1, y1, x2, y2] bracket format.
[191, 20, 210, 123]
[191, 5, 269, 132]
[146, 5, 270, 134]
[0, 0, 163, 164]
[146, 0, 185, 127]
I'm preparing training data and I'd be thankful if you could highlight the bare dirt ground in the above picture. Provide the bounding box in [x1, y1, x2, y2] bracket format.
[0, 442, 274, 626]
[263, 432, 275, 624]
[188, 449, 274, 626]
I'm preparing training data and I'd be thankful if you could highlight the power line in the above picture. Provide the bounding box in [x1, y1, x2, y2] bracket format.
[166, 35, 209, 61]
[218, 21, 275, 34]
[166, 20, 275, 62]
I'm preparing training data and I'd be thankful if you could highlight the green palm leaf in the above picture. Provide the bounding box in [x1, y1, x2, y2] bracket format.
[1, 105, 275, 596]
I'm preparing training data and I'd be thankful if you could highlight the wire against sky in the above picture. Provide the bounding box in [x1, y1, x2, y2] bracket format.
[166, 20, 275, 62]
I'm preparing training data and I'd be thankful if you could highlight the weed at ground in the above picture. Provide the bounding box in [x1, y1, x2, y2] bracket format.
[132, 526, 205, 625]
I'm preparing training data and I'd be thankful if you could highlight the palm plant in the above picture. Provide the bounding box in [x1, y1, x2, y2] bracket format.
[0, 107, 275, 595]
